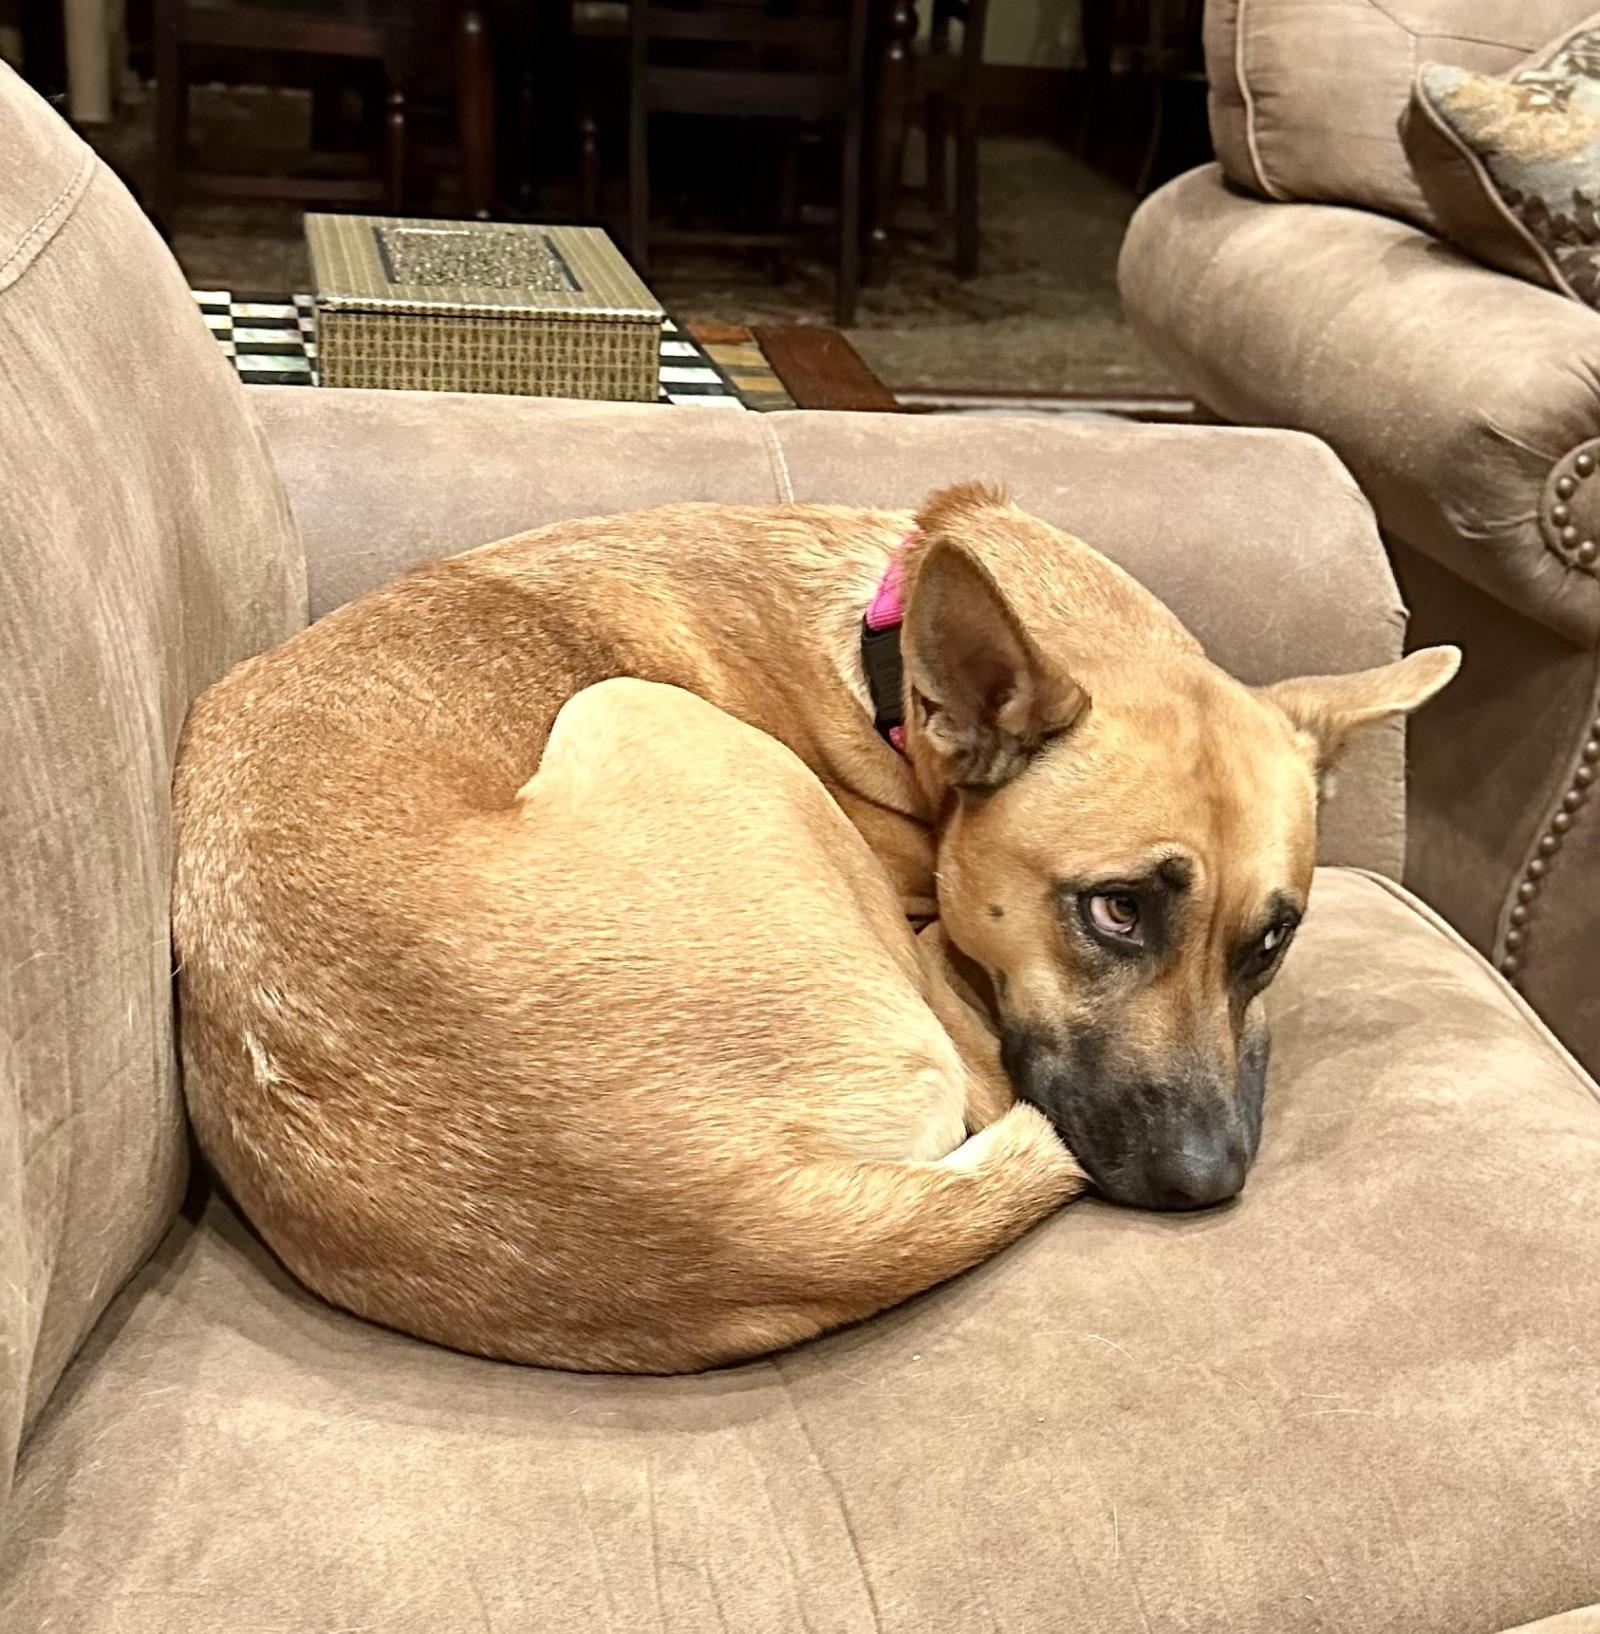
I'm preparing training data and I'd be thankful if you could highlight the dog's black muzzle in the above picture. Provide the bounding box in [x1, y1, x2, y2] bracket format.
[1001, 1023, 1268, 1211]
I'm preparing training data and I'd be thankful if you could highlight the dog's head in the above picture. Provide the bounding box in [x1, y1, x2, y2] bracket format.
[899, 485, 1458, 1211]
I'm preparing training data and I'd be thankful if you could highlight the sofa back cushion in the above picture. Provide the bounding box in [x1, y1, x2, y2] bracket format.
[0, 64, 306, 1501]
[1206, 0, 1600, 227]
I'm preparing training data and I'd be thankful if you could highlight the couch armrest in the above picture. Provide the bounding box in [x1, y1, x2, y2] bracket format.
[248, 386, 1408, 873]
[1120, 164, 1600, 650]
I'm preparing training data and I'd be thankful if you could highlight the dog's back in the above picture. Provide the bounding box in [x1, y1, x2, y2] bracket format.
[173, 506, 1082, 1371]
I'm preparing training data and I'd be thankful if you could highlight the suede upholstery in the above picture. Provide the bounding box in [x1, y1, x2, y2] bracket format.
[1204, 0, 1599, 228]
[0, 64, 304, 1502]
[1122, 157, 1600, 1076]
[5, 50, 1600, 1634]
[1120, 167, 1600, 648]
[1388, 541, 1600, 1067]
[5, 874, 1600, 1633]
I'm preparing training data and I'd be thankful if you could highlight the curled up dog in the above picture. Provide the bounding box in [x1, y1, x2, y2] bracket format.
[172, 483, 1457, 1372]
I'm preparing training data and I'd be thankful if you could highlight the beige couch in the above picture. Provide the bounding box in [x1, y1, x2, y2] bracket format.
[5, 60, 1600, 1634]
[1121, 0, 1600, 1078]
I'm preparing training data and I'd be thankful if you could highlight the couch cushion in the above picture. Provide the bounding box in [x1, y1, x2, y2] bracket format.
[1120, 164, 1600, 650]
[3, 870, 1597, 1633]
[1206, 0, 1600, 228]
[253, 389, 1414, 879]
[0, 63, 306, 1501]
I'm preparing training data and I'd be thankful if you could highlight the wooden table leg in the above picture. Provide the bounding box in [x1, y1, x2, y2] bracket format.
[867, 0, 918, 283]
[456, 3, 495, 219]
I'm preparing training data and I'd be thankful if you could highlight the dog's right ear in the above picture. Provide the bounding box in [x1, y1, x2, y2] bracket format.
[901, 539, 1088, 793]
[1260, 645, 1461, 793]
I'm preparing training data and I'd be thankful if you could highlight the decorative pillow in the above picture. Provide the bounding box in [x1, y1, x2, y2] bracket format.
[1206, 0, 1600, 233]
[1405, 17, 1600, 304]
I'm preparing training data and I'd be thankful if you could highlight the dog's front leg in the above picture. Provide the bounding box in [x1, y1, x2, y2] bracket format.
[915, 921, 1015, 1132]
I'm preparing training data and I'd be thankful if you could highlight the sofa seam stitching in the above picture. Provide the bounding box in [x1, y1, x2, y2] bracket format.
[0, 146, 96, 294]
[1232, 0, 1287, 201]
[1347, 868, 1600, 1108]
[759, 419, 796, 503]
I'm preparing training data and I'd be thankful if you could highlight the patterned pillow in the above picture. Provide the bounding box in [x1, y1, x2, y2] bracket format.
[1405, 18, 1600, 305]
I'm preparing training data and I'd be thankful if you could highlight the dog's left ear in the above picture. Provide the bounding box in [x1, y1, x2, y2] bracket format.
[901, 536, 1088, 793]
[1261, 645, 1461, 787]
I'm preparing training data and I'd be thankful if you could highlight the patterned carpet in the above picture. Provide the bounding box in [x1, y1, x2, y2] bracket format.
[88, 87, 1173, 397]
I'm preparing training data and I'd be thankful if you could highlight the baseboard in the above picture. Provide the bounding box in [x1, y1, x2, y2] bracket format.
[896, 388, 1206, 423]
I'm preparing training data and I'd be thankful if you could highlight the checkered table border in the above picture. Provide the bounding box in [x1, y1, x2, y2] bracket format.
[191, 289, 748, 409]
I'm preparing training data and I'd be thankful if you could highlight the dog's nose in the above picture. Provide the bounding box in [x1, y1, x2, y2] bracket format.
[1138, 1138, 1247, 1211]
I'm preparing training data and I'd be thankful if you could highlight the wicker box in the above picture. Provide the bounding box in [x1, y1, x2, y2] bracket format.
[304, 214, 664, 400]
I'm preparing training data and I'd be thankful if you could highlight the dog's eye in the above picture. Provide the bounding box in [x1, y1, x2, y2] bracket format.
[1255, 920, 1296, 970]
[1086, 892, 1142, 940]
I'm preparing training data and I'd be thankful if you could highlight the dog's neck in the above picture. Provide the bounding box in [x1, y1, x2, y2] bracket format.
[743, 522, 939, 916]
[860, 547, 909, 753]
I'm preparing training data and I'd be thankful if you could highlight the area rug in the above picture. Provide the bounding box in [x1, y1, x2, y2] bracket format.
[87, 86, 1170, 398]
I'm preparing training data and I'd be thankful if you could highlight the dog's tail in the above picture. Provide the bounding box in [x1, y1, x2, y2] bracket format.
[688, 1104, 1085, 1369]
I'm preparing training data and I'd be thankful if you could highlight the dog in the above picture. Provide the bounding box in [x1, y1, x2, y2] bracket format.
[172, 483, 1457, 1373]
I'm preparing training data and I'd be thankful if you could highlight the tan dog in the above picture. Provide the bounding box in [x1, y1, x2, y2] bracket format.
[172, 484, 1456, 1373]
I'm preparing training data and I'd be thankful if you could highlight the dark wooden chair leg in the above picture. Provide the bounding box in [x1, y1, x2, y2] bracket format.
[773, 132, 801, 283]
[924, 90, 948, 210]
[627, 98, 650, 273]
[385, 86, 408, 209]
[455, 2, 494, 219]
[152, 2, 184, 232]
[1078, 0, 1114, 158]
[837, 106, 864, 326]
[1136, 76, 1167, 197]
[954, 102, 979, 277]
[517, 68, 537, 210]
[579, 106, 602, 220]
[866, 0, 917, 283]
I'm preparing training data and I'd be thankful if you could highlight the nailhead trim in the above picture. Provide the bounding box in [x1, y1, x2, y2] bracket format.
[1542, 442, 1600, 576]
[1500, 715, 1600, 983]
[1525, 456, 1600, 980]
[1503, 467, 1600, 973]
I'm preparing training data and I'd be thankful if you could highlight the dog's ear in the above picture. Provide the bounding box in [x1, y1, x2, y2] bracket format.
[1261, 646, 1461, 788]
[901, 537, 1088, 793]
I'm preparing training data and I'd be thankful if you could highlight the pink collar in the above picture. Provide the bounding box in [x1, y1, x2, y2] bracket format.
[861, 547, 909, 751]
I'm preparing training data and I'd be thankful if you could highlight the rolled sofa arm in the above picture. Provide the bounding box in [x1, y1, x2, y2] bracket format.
[248, 387, 1408, 873]
[1121, 164, 1600, 650]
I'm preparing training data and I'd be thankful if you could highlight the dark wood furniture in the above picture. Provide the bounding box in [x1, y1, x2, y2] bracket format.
[453, 3, 496, 216]
[859, 0, 988, 279]
[751, 323, 897, 408]
[683, 320, 897, 408]
[917, 0, 988, 275]
[1079, 0, 1205, 195]
[624, 0, 871, 325]
[570, 0, 627, 222]
[152, 0, 496, 225]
